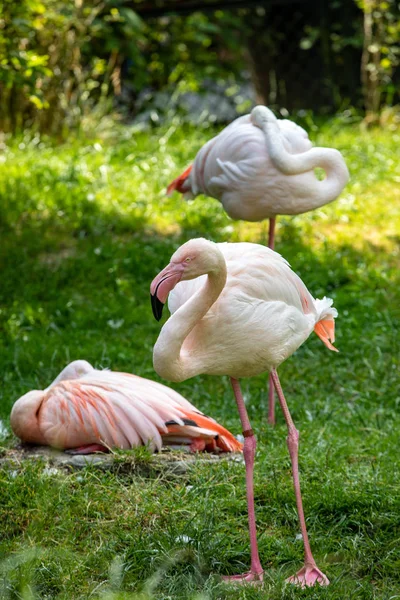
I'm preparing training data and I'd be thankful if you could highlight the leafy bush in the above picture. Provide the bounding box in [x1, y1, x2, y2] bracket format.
[357, 0, 400, 119]
[1, 0, 399, 135]
[0, 0, 142, 134]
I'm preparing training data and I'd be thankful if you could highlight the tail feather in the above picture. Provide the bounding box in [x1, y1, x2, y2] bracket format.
[163, 410, 242, 453]
[313, 296, 338, 352]
[167, 164, 193, 196]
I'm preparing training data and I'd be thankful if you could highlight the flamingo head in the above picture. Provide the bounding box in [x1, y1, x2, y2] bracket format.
[47, 360, 94, 389]
[279, 119, 312, 153]
[150, 238, 219, 321]
[251, 105, 312, 154]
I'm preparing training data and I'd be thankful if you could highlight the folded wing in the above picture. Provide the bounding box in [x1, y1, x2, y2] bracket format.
[37, 372, 242, 453]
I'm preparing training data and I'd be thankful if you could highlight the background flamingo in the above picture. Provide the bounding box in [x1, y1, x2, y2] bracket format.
[150, 237, 338, 587]
[10, 360, 242, 454]
[167, 105, 348, 425]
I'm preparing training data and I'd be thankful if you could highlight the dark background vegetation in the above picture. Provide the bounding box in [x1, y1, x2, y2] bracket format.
[1, 0, 399, 135]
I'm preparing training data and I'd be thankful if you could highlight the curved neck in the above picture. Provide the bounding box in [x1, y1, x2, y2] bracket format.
[154, 252, 227, 382]
[257, 118, 349, 203]
[10, 392, 47, 444]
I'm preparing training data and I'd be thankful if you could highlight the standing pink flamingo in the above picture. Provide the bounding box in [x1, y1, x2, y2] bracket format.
[10, 360, 242, 454]
[150, 238, 337, 586]
[167, 106, 348, 425]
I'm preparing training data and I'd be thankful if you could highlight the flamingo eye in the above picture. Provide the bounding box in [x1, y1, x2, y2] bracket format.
[185, 257, 191, 263]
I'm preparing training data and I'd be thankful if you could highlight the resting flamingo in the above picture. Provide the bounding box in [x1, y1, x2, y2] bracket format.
[167, 106, 348, 425]
[150, 238, 338, 586]
[10, 360, 242, 454]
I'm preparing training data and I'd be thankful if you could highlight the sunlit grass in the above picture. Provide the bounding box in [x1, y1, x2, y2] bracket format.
[0, 115, 400, 598]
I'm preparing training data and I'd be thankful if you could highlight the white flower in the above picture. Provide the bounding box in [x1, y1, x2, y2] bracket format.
[42, 467, 59, 477]
[107, 319, 124, 330]
[0, 419, 8, 440]
[175, 535, 193, 544]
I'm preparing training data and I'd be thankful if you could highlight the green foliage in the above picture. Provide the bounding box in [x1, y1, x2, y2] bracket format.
[0, 119, 399, 597]
[0, 0, 52, 110]
[139, 10, 245, 94]
[0, 0, 248, 134]
[356, 0, 400, 115]
[0, 0, 143, 134]
[2, 0, 400, 133]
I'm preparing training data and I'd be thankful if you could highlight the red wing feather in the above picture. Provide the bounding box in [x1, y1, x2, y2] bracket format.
[169, 409, 243, 452]
[167, 164, 192, 196]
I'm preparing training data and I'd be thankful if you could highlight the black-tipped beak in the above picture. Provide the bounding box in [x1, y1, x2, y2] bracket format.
[151, 293, 164, 321]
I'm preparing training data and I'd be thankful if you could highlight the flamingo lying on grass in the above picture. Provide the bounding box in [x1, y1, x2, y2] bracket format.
[10, 360, 242, 454]
[150, 238, 338, 586]
[167, 106, 348, 425]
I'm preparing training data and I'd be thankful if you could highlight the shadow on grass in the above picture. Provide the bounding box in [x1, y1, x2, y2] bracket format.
[0, 185, 399, 419]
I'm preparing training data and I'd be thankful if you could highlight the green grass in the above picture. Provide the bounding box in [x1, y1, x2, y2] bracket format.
[1, 115, 400, 599]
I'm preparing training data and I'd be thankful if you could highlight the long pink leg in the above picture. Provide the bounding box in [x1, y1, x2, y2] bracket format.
[267, 217, 276, 425]
[222, 378, 264, 584]
[270, 369, 329, 587]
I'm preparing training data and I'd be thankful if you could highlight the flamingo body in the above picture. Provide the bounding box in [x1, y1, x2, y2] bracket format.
[152, 239, 337, 382]
[150, 238, 337, 586]
[167, 106, 349, 221]
[10, 361, 242, 453]
[167, 114, 347, 425]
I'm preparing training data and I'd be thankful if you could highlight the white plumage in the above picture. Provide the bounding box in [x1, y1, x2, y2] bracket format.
[168, 106, 347, 426]
[167, 106, 349, 222]
[152, 240, 337, 382]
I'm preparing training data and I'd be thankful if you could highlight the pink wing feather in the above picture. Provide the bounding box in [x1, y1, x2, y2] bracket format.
[33, 371, 242, 453]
